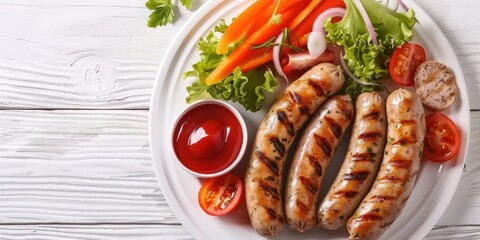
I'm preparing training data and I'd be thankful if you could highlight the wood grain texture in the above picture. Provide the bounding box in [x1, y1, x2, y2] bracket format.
[0, 225, 191, 240]
[0, 110, 179, 224]
[0, 0, 479, 110]
[2, 224, 480, 240]
[0, 0, 207, 109]
[426, 225, 480, 240]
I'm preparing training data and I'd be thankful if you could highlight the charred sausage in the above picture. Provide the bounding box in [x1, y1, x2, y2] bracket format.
[347, 88, 426, 240]
[285, 95, 354, 232]
[245, 63, 345, 237]
[317, 92, 387, 230]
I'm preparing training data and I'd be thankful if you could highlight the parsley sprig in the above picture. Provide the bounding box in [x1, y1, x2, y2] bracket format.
[146, 0, 192, 28]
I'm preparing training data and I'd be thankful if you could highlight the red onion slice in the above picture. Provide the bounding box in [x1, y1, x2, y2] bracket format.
[272, 32, 288, 83]
[308, 8, 345, 58]
[312, 7, 346, 33]
[396, 0, 409, 11]
[353, 0, 378, 47]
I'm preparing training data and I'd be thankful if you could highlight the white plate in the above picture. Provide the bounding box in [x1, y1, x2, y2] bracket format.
[149, 1, 470, 239]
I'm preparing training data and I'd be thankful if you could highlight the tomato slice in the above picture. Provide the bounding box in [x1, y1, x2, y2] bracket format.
[281, 48, 335, 80]
[198, 173, 243, 216]
[389, 43, 426, 86]
[423, 112, 461, 162]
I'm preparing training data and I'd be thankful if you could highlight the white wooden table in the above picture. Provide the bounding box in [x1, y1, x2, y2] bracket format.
[1, 0, 479, 239]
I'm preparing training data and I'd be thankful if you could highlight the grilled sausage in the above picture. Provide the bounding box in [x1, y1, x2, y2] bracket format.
[245, 63, 345, 237]
[317, 92, 387, 230]
[414, 60, 456, 110]
[285, 95, 354, 232]
[347, 88, 426, 240]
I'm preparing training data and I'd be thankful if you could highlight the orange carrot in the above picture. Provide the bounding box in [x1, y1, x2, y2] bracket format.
[292, 0, 346, 37]
[216, 0, 275, 54]
[288, 0, 326, 31]
[239, 33, 310, 72]
[205, 0, 309, 85]
[240, 52, 273, 73]
[244, 0, 305, 39]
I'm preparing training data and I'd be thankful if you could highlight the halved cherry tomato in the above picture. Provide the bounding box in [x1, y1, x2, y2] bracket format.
[281, 48, 335, 80]
[198, 173, 243, 216]
[389, 43, 426, 86]
[423, 112, 461, 162]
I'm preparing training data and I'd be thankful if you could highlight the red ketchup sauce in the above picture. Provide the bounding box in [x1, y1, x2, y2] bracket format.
[173, 103, 243, 174]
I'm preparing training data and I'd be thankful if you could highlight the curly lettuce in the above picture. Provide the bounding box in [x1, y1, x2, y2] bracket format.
[324, 0, 416, 84]
[184, 20, 277, 112]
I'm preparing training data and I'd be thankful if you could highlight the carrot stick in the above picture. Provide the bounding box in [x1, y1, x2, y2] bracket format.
[216, 0, 275, 54]
[287, 0, 326, 31]
[244, 0, 305, 40]
[205, 0, 309, 85]
[292, 0, 346, 37]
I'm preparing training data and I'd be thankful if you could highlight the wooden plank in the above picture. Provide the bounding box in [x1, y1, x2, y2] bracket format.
[1, 224, 480, 240]
[0, 0, 206, 109]
[0, 224, 192, 240]
[0, 110, 179, 224]
[426, 225, 480, 240]
[0, 0, 479, 110]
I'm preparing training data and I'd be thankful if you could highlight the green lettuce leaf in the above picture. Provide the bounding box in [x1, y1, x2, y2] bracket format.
[185, 20, 277, 112]
[324, 0, 416, 83]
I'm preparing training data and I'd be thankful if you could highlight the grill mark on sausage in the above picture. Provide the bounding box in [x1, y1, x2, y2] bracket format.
[399, 119, 416, 125]
[334, 190, 358, 199]
[370, 195, 396, 202]
[295, 200, 309, 215]
[339, 102, 353, 121]
[308, 155, 322, 177]
[289, 91, 309, 115]
[324, 116, 342, 139]
[363, 110, 380, 120]
[344, 171, 370, 181]
[314, 134, 332, 157]
[358, 131, 383, 141]
[270, 137, 286, 157]
[299, 106, 309, 115]
[352, 153, 374, 162]
[359, 214, 384, 221]
[265, 207, 279, 220]
[289, 91, 302, 104]
[378, 175, 408, 184]
[389, 159, 412, 169]
[391, 137, 416, 146]
[299, 176, 318, 195]
[256, 151, 279, 176]
[277, 110, 295, 136]
[259, 180, 280, 200]
[308, 79, 325, 97]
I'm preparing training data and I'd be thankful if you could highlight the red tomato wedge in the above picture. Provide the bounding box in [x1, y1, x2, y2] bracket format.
[389, 43, 426, 86]
[198, 173, 243, 216]
[423, 112, 461, 163]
